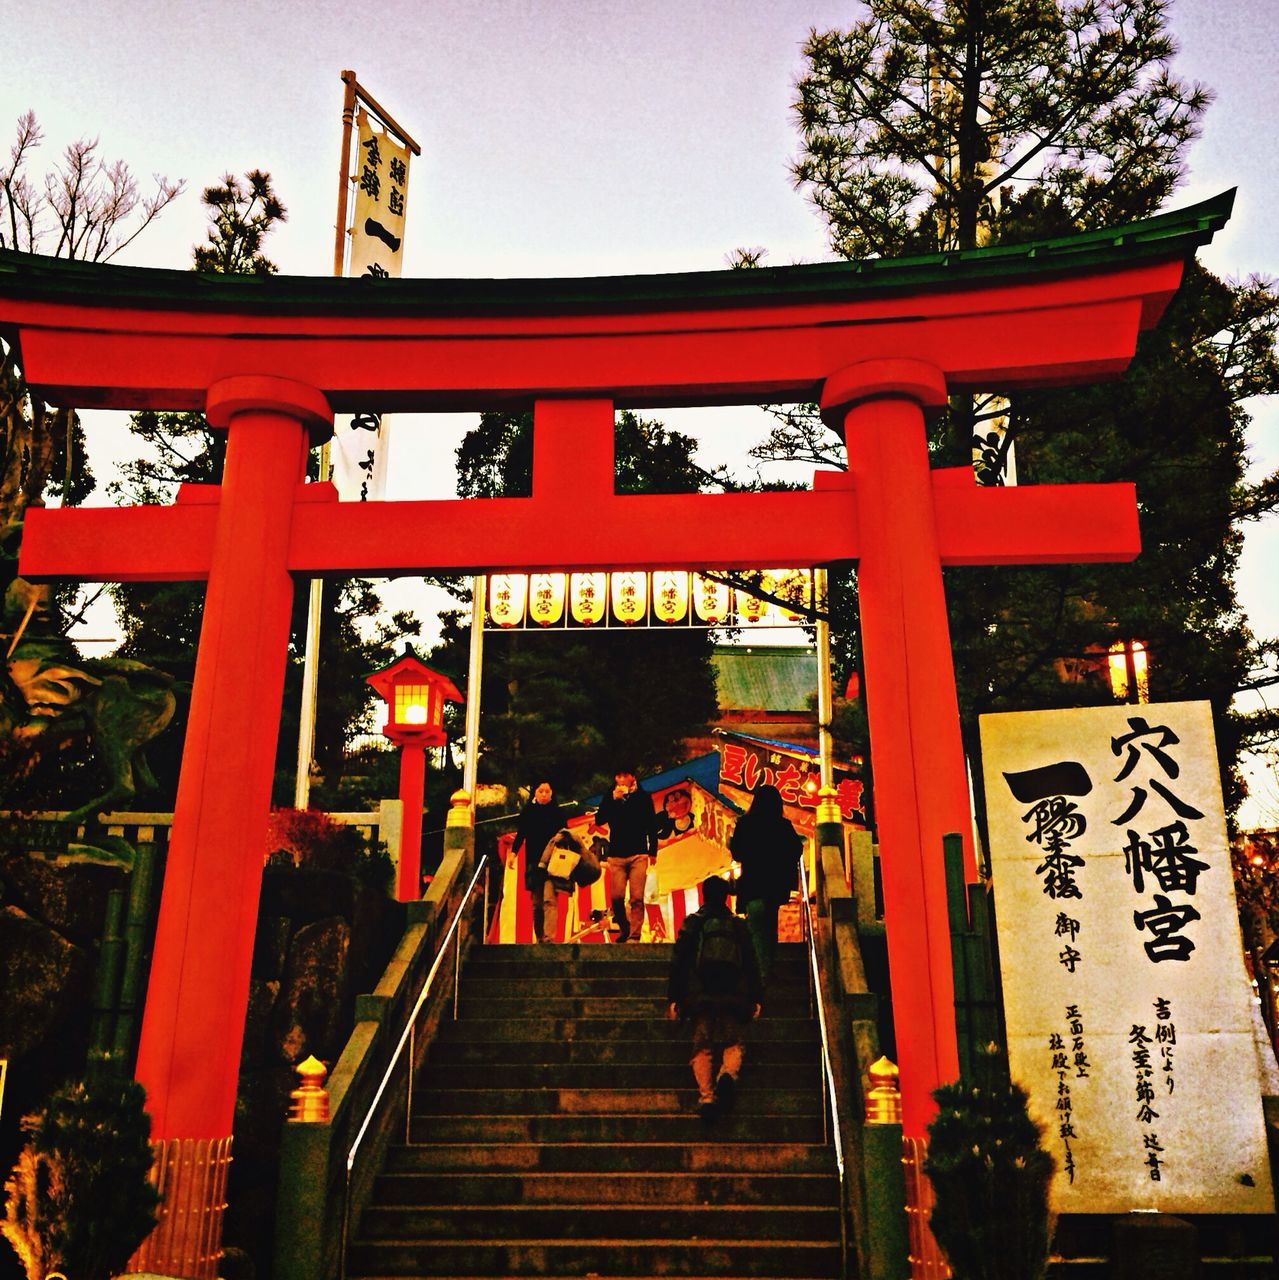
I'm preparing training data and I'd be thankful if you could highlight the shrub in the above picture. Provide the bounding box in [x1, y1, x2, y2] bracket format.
[265, 807, 393, 892]
[924, 1052, 1055, 1280]
[1, 1062, 160, 1280]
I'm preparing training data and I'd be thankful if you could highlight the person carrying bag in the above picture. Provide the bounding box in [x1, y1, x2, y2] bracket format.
[536, 827, 600, 941]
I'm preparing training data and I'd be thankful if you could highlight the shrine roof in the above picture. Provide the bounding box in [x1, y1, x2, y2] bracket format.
[0, 190, 1234, 317]
[712, 646, 819, 714]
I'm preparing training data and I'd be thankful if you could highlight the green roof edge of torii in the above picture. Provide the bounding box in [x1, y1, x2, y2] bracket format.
[0, 188, 1235, 317]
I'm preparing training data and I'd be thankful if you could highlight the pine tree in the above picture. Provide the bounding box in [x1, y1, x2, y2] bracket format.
[770, 0, 1279, 814]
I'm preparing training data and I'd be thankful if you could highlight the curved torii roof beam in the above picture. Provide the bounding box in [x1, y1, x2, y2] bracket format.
[0, 188, 1233, 413]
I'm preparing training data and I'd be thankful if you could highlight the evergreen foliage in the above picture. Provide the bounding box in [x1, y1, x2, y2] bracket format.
[925, 1061, 1055, 1280]
[192, 170, 286, 275]
[1, 1066, 160, 1280]
[792, 0, 1209, 259]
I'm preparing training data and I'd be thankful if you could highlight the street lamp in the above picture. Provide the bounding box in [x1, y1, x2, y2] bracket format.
[366, 646, 464, 901]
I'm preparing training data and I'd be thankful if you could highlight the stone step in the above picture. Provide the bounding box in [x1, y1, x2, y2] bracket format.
[433, 1017, 818, 1042]
[344, 1236, 841, 1278]
[453, 996, 813, 1020]
[453, 995, 690, 1019]
[387, 1142, 836, 1174]
[374, 1169, 839, 1206]
[358, 1203, 841, 1242]
[416, 1061, 823, 1090]
[459, 976, 812, 999]
[427, 1037, 820, 1068]
[413, 1087, 820, 1117]
[409, 1113, 827, 1144]
[463, 943, 809, 976]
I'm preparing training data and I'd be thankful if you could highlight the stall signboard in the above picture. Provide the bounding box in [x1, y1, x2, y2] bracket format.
[716, 731, 866, 832]
[981, 701, 1274, 1213]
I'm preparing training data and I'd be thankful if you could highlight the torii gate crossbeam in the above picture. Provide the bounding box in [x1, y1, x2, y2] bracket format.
[1, 189, 1232, 1267]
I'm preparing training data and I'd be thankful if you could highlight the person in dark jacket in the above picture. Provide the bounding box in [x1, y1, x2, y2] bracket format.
[510, 780, 563, 943]
[729, 784, 803, 981]
[667, 875, 763, 1120]
[591, 769, 657, 942]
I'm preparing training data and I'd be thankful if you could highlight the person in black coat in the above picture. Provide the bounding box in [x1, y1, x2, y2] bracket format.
[667, 875, 763, 1120]
[510, 780, 563, 942]
[729, 784, 803, 981]
[591, 769, 658, 942]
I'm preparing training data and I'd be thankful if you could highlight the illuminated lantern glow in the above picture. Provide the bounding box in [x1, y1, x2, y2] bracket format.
[693, 572, 730, 624]
[529, 572, 566, 626]
[611, 571, 647, 625]
[488, 573, 528, 628]
[1107, 639, 1149, 703]
[772, 568, 812, 620]
[570, 572, 607, 625]
[396, 683, 432, 726]
[736, 577, 770, 625]
[652, 570, 689, 624]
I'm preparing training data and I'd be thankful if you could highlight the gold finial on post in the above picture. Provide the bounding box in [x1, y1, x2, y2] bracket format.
[446, 788, 474, 829]
[815, 784, 842, 827]
[288, 1055, 330, 1123]
[865, 1055, 903, 1125]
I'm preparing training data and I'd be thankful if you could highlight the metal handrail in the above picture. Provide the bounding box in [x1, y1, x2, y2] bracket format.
[339, 852, 490, 1277]
[799, 851, 850, 1280]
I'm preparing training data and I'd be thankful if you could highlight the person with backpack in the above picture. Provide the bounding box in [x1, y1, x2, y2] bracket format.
[729, 784, 803, 981]
[510, 780, 564, 943]
[666, 875, 763, 1121]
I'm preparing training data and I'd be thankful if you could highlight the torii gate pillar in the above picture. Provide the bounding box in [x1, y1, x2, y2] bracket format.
[132, 378, 330, 1228]
[822, 359, 968, 1128]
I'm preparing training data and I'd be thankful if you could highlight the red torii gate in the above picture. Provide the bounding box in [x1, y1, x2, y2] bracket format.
[2, 190, 1230, 1237]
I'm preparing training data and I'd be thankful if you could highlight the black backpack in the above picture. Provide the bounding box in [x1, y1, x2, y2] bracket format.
[694, 914, 745, 996]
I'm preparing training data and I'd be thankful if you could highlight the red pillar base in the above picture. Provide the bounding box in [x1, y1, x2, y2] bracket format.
[126, 1137, 232, 1280]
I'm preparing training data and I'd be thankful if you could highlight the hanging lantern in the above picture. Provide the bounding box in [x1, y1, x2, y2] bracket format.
[570, 572, 607, 625]
[735, 575, 770, 625]
[693, 572, 730, 624]
[488, 573, 527, 628]
[611, 571, 648, 625]
[651, 570, 689, 625]
[528, 573, 566, 627]
[771, 569, 812, 620]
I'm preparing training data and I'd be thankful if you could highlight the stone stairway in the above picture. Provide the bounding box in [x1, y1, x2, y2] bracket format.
[346, 940, 845, 1279]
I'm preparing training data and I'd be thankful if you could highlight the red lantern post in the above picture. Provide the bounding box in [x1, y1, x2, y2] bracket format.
[366, 647, 463, 900]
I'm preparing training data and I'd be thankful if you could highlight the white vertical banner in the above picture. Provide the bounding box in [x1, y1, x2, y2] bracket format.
[981, 700, 1274, 1214]
[331, 110, 412, 501]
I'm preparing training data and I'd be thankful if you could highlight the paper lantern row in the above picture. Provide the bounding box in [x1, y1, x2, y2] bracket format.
[486, 571, 813, 629]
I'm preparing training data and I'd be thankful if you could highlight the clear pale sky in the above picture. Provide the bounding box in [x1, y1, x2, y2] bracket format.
[5, 1, 1278, 814]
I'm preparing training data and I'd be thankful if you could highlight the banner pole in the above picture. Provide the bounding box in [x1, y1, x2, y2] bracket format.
[463, 575, 485, 797]
[294, 71, 358, 810]
[815, 567, 835, 792]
